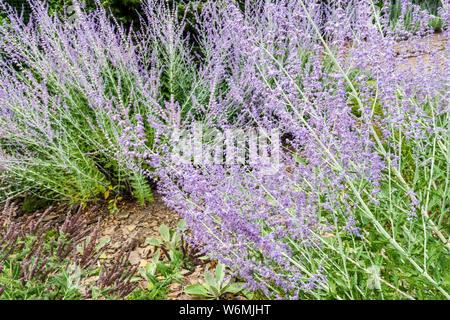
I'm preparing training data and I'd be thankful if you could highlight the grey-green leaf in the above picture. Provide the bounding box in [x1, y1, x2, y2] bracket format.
[159, 224, 170, 242]
[146, 238, 161, 246]
[185, 284, 209, 297]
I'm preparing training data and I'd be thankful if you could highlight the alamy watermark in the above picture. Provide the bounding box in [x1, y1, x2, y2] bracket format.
[170, 123, 281, 175]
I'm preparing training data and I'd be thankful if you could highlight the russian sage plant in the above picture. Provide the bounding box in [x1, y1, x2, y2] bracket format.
[154, 0, 449, 299]
[0, 0, 448, 300]
[0, 0, 154, 204]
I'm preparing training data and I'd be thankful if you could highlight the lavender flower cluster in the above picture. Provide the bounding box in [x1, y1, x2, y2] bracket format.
[0, 0, 448, 298]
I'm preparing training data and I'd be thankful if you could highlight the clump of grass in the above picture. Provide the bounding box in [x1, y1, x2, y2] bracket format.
[0, 200, 139, 299]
